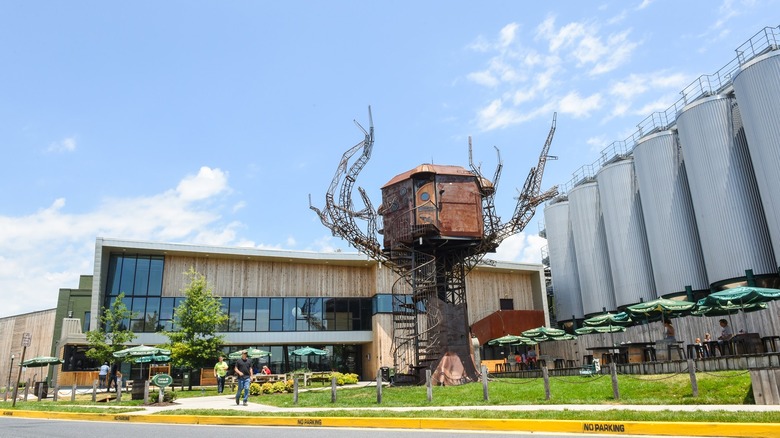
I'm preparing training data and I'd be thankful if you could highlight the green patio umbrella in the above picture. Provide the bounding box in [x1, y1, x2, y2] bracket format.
[290, 346, 328, 356]
[582, 312, 633, 346]
[228, 347, 271, 360]
[696, 287, 780, 307]
[21, 356, 64, 367]
[575, 325, 627, 335]
[583, 311, 633, 328]
[134, 354, 171, 364]
[289, 346, 328, 371]
[487, 334, 537, 346]
[113, 345, 171, 358]
[522, 326, 576, 343]
[627, 298, 695, 342]
[522, 326, 567, 338]
[695, 287, 780, 333]
[626, 298, 696, 321]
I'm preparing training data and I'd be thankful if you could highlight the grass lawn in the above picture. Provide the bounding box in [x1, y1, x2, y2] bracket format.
[3, 371, 779, 424]
[258, 371, 756, 407]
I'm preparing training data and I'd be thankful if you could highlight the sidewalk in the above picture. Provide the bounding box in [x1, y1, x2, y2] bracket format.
[134, 392, 780, 415]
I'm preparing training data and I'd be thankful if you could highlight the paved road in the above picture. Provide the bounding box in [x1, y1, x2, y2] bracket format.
[0, 418, 689, 438]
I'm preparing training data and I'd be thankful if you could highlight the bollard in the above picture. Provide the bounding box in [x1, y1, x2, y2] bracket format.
[92, 380, 97, 402]
[71, 383, 77, 402]
[53, 385, 59, 402]
[542, 365, 551, 400]
[376, 368, 382, 404]
[144, 381, 150, 404]
[609, 362, 620, 400]
[426, 370, 432, 402]
[687, 359, 699, 397]
[331, 376, 337, 403]
[24, 378, 30, 401]
[481, 365, 489, 401]
[293, 378, 299, 405]
[37, 382, 43, 401]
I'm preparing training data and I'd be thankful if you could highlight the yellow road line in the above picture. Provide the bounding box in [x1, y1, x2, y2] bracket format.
[3, 410, 779, 437]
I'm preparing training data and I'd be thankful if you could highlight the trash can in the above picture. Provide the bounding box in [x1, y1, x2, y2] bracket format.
[182, 373, 190, 387]
[33, 381, 48, 398]
[380, 367, 390, 382]
[131, 380, 146, 400]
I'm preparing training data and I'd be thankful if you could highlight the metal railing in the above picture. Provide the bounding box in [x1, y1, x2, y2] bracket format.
[552, 26, 780, 199]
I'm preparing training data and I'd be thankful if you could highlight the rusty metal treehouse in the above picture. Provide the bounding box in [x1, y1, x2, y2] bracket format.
[310, 108, 558, 384]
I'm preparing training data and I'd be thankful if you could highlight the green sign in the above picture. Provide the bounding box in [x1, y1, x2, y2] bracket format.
[151, 373, 173, 388]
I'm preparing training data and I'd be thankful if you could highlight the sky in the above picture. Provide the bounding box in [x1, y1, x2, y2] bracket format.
[1, 1, 777, 318]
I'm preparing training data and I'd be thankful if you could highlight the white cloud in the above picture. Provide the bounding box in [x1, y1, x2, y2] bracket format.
[493, 233, 547, 264]
[559, 91, 603, 118]
[46, 137, 77, 153]
[535, 16, 638, 75]
[0, 166, 249, 318]
[176, 167, 230, 201]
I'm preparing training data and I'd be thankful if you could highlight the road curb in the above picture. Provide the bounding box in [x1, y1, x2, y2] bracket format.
[4, 410, 780, 437]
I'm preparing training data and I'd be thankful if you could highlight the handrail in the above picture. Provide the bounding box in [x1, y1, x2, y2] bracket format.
[551, 25, 780, 200]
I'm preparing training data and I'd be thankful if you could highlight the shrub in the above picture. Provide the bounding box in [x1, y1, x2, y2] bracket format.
[261, 382, 274, 394]
[155, 389, 177, 403]
[271, 381, 286, 393]
[342, 373, 359, 385]
[249, 382, 262, 396]
[284, 379, 294, 392]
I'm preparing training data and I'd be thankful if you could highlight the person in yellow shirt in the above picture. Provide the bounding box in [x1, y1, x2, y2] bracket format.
[214, 355, 229, 394]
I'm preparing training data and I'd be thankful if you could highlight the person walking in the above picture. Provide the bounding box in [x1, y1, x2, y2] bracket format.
[99, 362, 110, 390]
[234, 351, 253, 406]
[214, 355, 229, 394]
[109, 362, 119, 392]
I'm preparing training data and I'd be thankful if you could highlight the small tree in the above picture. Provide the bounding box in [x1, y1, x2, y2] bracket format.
[163, 267, 227, 390]
[85, 292, 137, 365]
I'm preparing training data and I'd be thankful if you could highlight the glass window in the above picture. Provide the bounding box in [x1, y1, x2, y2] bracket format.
[107, 257, 121, 296]
[229, 297, 243, 332]
[296, 298, 309, 331]
[148, 256, 164, 296]
[256, 298, 269, 331]
[131, 297, 146, 316]
[160, 298, 175, 320]
[218, 299, 229, 331]
[134, 256, 151, 296]
[242, 319, 255, 332]
[269, 298, 283, 320]
[270, 319, 283, 331]
[243, 298, 256, 320]
[82, 311, 91, 333]
[373, 294, 392, 314]
[283, 298, 296, 331]
[119, 256, 136, 296]
[146, 297, 161, 332]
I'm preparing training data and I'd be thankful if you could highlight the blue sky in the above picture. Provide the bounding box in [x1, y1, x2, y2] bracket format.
[1, 1, 777, 317]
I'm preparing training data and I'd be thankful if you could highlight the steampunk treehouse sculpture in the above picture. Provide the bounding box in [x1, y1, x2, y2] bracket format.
[311, 108, 557, 384]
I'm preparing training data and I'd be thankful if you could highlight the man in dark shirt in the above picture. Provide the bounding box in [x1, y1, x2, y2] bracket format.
[234, 351, 253, 406]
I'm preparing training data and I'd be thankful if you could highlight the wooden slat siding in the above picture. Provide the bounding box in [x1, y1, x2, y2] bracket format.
[466, 270, 536, 322]
[163, 256, 376, 298]
[372, 314, 395, 370]
[0, 309, 57, 389]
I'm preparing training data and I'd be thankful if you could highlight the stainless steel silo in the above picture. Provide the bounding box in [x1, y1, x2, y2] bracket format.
[595, 158, 656, 307]
[567, 181, 617, 314]
[733, 49, 780, 264]
[543, 198, 584, 321]
[632, 130, 709, 297]
[676, 95, 776, 286]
